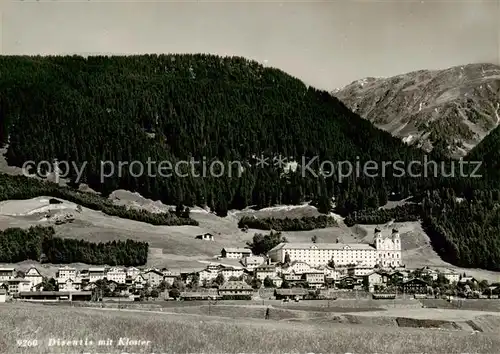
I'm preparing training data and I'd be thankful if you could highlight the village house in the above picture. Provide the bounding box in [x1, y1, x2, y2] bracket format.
[420, 267, 439, 281]
[58, 278, 82, 292]
[389, 271, 410, 283]
[126, 267, 140, 279]
[347, 265, 374, 277]
[24, 267, 43, 287]
[161, 268, 172, 276]
[254, 264, 276, 281]
[304, 272, 325, 288]
[0, 267, 16, 282]
[282, 261, 313, 275]
[442, 269, 460, 283]
[458, 276, 478, 285]
[133, 274, 147, 290]
[283, 271, 302, 282]
[403, 278, 430, 294]
[198, 264, 221, 284]
[143, 269, 164, 287]
[106, 267, 127, 284]
[220, 247, 253, 259]
[57, 266, 76, 281]
[324, 267, 346, 281]
[195, 233, 214, 241]
[163, 274, 177, 286]
[337, 276, 362, 289]
[88, 267, 106, 282]
[272, 276, 283, 287]
[363, 271, 387, 292]
[218, 281, 253, 298]
[78, 269, 90, 282]
[7, 278, 32, 294]
[220, 266, 244, 280]
[242, 256, 266, 270]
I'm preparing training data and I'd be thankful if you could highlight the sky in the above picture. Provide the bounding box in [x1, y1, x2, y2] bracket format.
[1, 0, 499, 90]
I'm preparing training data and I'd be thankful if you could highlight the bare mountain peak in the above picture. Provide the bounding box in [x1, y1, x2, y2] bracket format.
[333, 63, 500, 157]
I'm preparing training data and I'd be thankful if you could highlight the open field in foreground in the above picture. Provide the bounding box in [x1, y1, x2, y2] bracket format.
[1, 303, 500, 354]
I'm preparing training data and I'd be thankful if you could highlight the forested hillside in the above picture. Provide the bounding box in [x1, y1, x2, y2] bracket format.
[0, 54, 437, 216]
[419, 126, 500, 271]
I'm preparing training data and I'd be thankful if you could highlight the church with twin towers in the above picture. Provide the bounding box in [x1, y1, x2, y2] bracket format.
[268, 227, 403, 268]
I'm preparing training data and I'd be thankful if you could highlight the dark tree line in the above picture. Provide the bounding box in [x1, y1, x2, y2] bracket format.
[238, 215, 337, 231]
[0, 226, 148, 266]
[344, 204, 421, 227]
[246, 231, 287, 256]
[0, 174, 197, 226]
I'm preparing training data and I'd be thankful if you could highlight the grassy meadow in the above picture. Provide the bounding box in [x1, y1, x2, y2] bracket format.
[0, 303, 498, 353]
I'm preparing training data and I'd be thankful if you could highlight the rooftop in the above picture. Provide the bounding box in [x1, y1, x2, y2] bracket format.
[255, 264, 276, 270]
[8, 278, 31, 283]
[219, 281, 252, 290]
[269, 242, 375, 252]
[223, 248, 253, 253]
[88, 268, 106, 272]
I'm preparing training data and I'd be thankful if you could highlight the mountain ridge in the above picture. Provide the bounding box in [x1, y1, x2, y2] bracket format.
[333, 63, 500, 158]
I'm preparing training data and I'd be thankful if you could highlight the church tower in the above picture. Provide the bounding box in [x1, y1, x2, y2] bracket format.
[374, 227, 383, 250]
[391, 228, 401, 251]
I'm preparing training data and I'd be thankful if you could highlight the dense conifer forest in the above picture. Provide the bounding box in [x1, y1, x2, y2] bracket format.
[343, 205, 421, 227]
[0, 226, 148, 266]
[0, 54, 499, 270]
[238, 215, 337, 231]
[0, 54, 437, 215]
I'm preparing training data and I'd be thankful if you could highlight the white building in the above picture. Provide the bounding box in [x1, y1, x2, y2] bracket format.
[281, 261, 314, 275]
[163, 274, 177, 286]
[220, 266, 244, 280]
[106, 267, 126, 284]
[348, 265, 374, 277]
[58, 266, 77, 281]
[0, 289, 6, 302]
[375, 228, 402, 267]
[304, 272, 325, 288]
[442, 269, 460, 283]
[88, 268, 106, 282]
[133, 274, 147, 289]
[0, 267, 16, 282]
[198, 264, 221, 285]
[59, 278, 82, 292]
[421, 267, 439, 281]
[126, 267, 140, 279]
[196, 233, 214, 241]
[242, 256, 265, 270]
[7, 278, 32, 294]
[25, 267, 43, 288]
[268, 228, 402, 268]
[221, 248, 252, 259]
[254, 264, 277, 281]
[268, 243, 377, 268]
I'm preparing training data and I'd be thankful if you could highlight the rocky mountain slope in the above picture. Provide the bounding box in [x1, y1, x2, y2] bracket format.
[333, 63, 500, 157]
